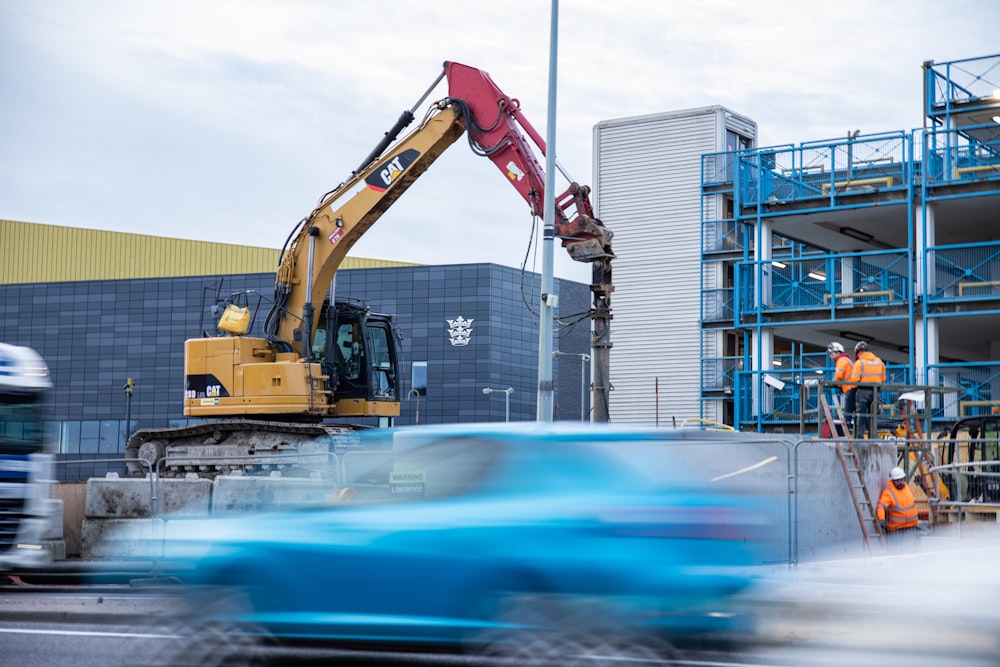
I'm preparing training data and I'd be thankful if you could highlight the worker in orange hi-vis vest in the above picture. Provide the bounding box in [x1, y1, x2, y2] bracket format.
[851, 341, 886, 438]
[878, 467, 919, 551]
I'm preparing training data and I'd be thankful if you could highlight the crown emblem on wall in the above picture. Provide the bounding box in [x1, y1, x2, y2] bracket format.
[446, 316, 474, 346]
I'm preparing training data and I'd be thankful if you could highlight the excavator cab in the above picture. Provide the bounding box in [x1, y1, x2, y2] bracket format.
[316, 299, 403, 418]
[940, 414, 1000, 503]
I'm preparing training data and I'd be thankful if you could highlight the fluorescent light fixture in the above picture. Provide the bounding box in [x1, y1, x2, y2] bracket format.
[771, 261, 787, 269]
[807, 271, 826, 281]
[839, 226, 874, 243]
[773, 359, 783, 366]
[993, 115, 1000, 124]
[840, 330, 868, 342]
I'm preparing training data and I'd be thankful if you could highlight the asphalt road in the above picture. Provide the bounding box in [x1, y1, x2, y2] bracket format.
[0, 583, 756, 667]
[5, 539, 1000, 667]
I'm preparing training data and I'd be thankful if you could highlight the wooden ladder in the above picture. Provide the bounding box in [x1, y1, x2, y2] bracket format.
[820, 393, 883, 552]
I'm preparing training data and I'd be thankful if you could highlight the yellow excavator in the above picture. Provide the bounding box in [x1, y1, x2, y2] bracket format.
[126, 61, 614, 477]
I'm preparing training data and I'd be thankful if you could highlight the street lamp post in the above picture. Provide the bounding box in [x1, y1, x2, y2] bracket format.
[407, 388, 421, 425]
[553, 352, 590, 421]
[482, 386, 514, 422]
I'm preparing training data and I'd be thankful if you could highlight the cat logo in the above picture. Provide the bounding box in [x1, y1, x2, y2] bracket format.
[365, 148, 420, 193]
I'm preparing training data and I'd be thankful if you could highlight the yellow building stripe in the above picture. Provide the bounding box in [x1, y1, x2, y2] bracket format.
[1, 220, 418, 284]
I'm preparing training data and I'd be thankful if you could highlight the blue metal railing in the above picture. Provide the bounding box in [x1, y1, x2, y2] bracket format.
[927, 241, 1000, 301]
[926, 361, 1000, 420]
[737, 133, 909, 206]
[701, 288, 735, 323]
[735, 249, 910, 321]
[922, 122, 1000, 185]
[702, 217, 742, 254]
[734, 365, 909, 431]
[924, 54, 1000, 117]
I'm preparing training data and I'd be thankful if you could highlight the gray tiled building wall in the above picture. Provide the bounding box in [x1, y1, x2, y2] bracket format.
[1, 264, 591, 480]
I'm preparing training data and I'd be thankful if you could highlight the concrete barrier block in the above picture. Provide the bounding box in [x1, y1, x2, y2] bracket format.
[81, 517, 166, 560]
[211, 475, 329, 514]
[45, 540, 67, 561]
[85, 475, 212, 518]
[160, 477, 213, 516]
[42, 499, 64, 540]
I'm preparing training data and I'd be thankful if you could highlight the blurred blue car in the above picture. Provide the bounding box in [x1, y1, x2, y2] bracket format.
[161, 423, 768, 660]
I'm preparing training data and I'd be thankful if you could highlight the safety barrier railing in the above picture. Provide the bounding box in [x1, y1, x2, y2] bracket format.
[928, 460, 1000, 532]
[701, 149, 743, 186]
[700, 355, 740, 393]
[922, 123, 1000, 186]
[924, 54, 1000, 118]
[737, 132, 909, 207]
[701, 287, 735, 323]
[735, 372, 911, 432]
[701, 215, 742, 254]
[736, 249, 910, 319]
[926, 240, 1000, 301]
[924, 361, 1000, 420]
[701, 352, 831, 400]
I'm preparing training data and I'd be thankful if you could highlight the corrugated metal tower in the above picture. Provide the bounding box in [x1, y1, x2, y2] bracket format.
[594, 107, 756, 425]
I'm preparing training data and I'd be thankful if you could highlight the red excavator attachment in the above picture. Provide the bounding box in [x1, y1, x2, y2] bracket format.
[443, 61, 614, 263]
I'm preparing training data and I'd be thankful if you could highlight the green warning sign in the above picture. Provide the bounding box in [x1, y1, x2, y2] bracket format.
[390, 470, 425, 496]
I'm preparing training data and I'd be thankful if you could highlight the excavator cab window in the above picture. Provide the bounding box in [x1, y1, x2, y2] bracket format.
[368, 324, 395, 397]
[335, 322, 364, 383]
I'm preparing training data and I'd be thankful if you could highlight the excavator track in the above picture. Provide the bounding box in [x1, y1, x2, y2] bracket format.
[125, 420, 373, 479]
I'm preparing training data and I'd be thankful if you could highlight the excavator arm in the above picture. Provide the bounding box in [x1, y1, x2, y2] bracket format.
[268, 104, 467, 354]
[269, 61, 614, 369]
[443, 61, 612, 264]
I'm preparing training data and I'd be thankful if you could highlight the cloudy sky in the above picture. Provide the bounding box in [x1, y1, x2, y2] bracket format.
[2, 1, 997, 284]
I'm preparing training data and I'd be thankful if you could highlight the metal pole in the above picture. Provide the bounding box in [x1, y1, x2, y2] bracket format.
[536, 0, 559, 422]
[580, 354, 590, 421]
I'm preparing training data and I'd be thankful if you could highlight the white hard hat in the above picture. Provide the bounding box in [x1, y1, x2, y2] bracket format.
[827, 341, 844, 354]
[889, 467, 905, 481]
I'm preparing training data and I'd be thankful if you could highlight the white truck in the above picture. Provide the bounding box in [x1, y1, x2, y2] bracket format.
[0, 342, 56, 569]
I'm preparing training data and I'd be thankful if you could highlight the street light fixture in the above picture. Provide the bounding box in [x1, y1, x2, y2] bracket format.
[553, 351, 590, 421]
[482, 386, 514, 422]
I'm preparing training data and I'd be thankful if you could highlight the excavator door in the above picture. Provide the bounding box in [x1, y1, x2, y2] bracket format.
[316, 300, 402, 420]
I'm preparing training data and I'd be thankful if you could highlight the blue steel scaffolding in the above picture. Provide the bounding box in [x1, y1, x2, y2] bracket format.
[700, 53, 1000, 433]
